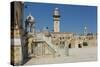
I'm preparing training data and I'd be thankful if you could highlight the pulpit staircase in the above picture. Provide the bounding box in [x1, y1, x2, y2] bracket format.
[34, 33, 60, 56]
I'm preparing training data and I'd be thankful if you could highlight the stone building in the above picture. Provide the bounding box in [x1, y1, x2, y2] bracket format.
[51, 32, 74, 48]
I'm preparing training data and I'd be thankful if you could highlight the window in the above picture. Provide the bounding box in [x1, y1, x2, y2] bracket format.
[56, 43, 58, 45]
[62, 41, 65, 45]
[83, 42, 88, 46]
[68, 37, 70, 39]
[60, 37, 62, 40]
[53, 36, 55, 38]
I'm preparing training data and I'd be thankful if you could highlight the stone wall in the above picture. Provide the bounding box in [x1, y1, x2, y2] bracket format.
[11, 45, 23, 65]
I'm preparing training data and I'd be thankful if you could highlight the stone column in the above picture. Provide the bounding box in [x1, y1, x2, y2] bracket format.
[11, 28, 23, 65]
[11, 2, 24, 65]
[65, 41, 69, 56]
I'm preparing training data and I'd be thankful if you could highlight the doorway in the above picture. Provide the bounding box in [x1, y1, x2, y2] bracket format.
[78, 44, 82, 48]
[68, 43, 71, 48]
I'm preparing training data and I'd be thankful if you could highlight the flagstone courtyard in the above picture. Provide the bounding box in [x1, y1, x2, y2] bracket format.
[24, 47, 97, 65]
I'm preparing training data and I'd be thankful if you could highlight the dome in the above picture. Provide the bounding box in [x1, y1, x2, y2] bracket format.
[26, 13, 35, 23]
[43, 27, 51, 37]
[53, 8, 60, 16]
[44, 31, 51, 37]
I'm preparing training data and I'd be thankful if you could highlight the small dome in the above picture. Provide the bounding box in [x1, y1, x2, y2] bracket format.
[45, 32, 51, 37]
[26, 13, 35, 23]
[43, 27, 51, 37]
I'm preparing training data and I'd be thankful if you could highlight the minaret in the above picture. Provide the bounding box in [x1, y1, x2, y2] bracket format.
[25, 13, 35, 34]
[84, 26, 87, 36]
[53, 8, 60, 32]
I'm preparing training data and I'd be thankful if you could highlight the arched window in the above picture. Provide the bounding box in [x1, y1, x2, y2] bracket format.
[78, 44, 82, 48]
[68, 43, 71, 48]
[83, 42, 88, 46]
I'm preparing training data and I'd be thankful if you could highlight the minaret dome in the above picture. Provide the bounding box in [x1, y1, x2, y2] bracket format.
[26, 13, 35, 23]
[53, 8, 60, 17]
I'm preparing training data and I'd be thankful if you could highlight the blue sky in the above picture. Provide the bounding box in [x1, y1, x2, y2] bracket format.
[23, 2, 97, 34]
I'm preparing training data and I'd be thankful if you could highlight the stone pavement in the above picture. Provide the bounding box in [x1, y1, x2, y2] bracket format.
[24, 47, 97, 65]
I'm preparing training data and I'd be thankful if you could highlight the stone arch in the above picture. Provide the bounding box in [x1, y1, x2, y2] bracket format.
[83, 42, 88, 46]
[78, 44, 82, 48]
[68, 43, 71, 48]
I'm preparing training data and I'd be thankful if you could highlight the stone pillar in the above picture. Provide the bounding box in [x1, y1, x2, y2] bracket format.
[11, 45, 23, 65]
[11, 1, 24, 65]
[27, 37, 33, 57]
[65, 41, 69, 56]
[42, 43, 45, 56]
